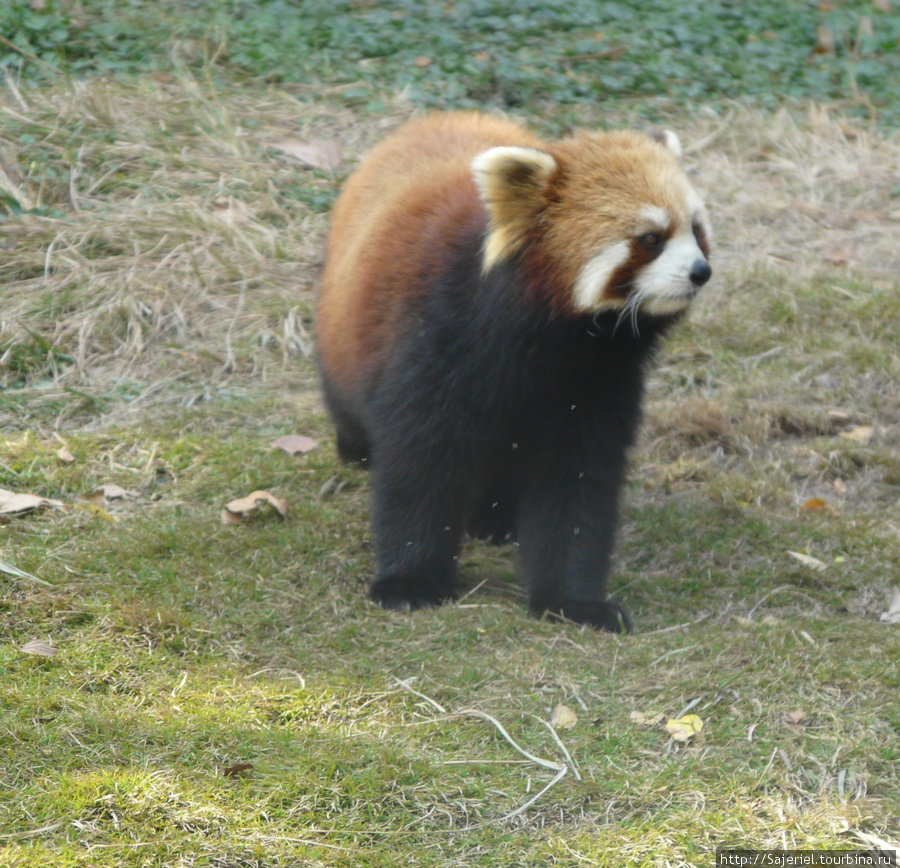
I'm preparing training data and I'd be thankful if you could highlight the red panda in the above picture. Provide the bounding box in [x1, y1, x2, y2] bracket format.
[316, 112, 711, 632]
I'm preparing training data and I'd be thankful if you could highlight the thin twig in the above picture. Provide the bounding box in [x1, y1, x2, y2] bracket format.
[451, 708, 565, 772]
[523, 712, 581, 780]
[392, 677, 447, 714]
[500, 765, 568, 822]
[641, 612, 712, 637]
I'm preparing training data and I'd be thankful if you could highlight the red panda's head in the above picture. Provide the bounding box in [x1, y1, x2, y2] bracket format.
[471, 129, 711, 318]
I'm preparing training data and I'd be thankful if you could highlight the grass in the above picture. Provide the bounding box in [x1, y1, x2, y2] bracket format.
[2, 3, 900, 866]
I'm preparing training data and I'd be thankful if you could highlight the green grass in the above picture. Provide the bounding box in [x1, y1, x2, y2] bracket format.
[3, 3, 900, 865]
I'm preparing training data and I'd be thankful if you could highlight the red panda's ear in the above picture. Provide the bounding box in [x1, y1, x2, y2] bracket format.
[471, 146, 557, 271]
[649, 129, 683, 159]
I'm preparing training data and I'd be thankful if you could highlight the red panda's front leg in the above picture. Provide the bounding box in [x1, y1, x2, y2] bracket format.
[514, 402, 638, 633]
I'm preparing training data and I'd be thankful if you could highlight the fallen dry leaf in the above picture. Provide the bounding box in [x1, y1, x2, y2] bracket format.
[787, 551, 827, 571]
[223, 490, 289, 523]
[782, 710, 808, 725]
[801, 497, 828, 512]
[839, 425, 874, 444]
[812, 24, 836, 54]
[880, 587, 900, 624]
[550, 703, 578, 730]
[56, 446, 76, 465]
[0, 488, 65, 516]
[665, 714, 704, 742]
[22, 639, 60, 658]
[630, 710, 665, 726]
[271, 434, 318, 456]
[412, 56, 434, 68]
[97, 484, 142, 501]
[832, 479, 848, 495]
[267, 138, 341, 171]
[211, 196, 250, 225]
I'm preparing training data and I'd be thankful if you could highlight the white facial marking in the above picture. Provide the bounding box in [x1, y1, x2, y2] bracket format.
[635, 228, 707, 315]
[638, 205, 671, 232]
[572, 241, 631, 310]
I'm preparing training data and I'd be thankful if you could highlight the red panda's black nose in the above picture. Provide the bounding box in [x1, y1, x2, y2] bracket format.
[690, 259, 712, 287]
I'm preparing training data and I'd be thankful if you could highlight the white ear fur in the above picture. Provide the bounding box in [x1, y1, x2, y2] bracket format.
[471, 146, 557, 271]
[471, 146, 557, 202]
[658, 129, 682, 158]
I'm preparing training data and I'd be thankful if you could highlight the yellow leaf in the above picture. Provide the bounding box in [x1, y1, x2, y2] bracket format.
[73, 502, 119, 522]
[550, 703, 578, 729]
[665, 714, 704, 742]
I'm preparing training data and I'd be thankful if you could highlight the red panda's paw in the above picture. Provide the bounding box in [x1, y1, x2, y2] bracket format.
[537, 599, 634, 634]
[369, 574, 458, 611]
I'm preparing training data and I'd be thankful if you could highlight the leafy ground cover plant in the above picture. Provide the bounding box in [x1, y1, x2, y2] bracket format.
[2, 4, 900, 866]
[2, 0, 900, 126]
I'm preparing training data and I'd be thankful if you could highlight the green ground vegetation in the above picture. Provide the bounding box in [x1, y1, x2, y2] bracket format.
[2, 2, 900, 866]
[2, 0, 900, 126]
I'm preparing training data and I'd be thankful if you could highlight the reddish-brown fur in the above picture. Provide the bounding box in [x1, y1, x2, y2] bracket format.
[317, 113, 546, 395]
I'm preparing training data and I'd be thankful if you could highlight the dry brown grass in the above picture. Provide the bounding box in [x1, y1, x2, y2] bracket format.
[0, 76, 410, 428]
[3, 84, 898, 425]
[686, 104, 900, 284]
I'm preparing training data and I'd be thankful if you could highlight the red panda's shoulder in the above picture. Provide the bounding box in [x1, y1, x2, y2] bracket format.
[317, 114, 544, 389]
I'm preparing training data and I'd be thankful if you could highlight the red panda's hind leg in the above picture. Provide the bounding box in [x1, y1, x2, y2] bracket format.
[319, 370, 372, 466]
[366, 440, 468, 610]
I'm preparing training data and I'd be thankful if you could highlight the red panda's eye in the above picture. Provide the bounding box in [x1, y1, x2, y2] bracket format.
[639, 232, 662, 250]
